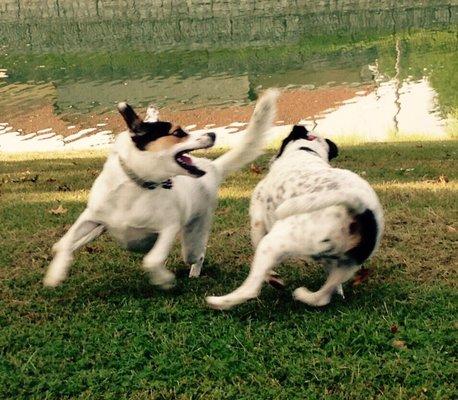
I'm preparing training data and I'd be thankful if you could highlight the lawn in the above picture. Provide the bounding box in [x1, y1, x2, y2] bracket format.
[0, 141, 456, 399]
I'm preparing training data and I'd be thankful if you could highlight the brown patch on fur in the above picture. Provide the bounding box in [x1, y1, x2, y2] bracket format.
[144, 135, 188, 152]
[345, 219, 362, 251]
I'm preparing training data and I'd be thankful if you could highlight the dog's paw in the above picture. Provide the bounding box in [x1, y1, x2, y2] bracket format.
[293, 287, 331, 307]
[205, 295, 236, 310]
[188, 264, 202, 278]
[43, 274, 63, 288]
[336, 284, 345, 299]
[149, 269, 176, 290]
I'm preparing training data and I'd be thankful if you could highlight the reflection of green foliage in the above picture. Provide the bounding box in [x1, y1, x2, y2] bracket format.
[375, 31, 458, 113]
[2, 29, 456, 112]
[3, 31, 450, 83]
[3, 34, 379, 83]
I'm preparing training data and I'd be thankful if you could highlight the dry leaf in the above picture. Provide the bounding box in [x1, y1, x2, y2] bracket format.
[220, 229, 237, 237]
[392, 339, 407, 349]
[250, 164, 263, 174]
[85, 245, 102, 254]
[446, 225, 456, 233]
[390, 324, 398, 334]
[352, 268, 370, 286]
[49, 205, 68, 215]
[437, 175, 449, 183]
[57, 184, 71, 192]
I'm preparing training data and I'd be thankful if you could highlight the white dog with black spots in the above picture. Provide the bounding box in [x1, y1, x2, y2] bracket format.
[207, 125, 383, 309]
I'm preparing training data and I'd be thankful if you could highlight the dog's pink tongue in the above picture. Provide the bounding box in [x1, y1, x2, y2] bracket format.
[180, 154, 192, 164]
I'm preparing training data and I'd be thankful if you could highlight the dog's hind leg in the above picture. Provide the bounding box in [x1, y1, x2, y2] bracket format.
[181, 213, 212, 278]
[206, 226, 289, 310]
[293, 264, 359, 307]
[143, 224, 180, 289]
[44, 209, 105, 287]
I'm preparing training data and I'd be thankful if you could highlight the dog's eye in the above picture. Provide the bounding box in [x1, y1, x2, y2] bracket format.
[172, 128, 188, 138]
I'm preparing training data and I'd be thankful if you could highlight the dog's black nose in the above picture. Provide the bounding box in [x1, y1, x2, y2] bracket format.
[207, 132, 216, 142]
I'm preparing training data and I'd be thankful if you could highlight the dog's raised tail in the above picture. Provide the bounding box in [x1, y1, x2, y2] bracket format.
[213, 89, 279, 177]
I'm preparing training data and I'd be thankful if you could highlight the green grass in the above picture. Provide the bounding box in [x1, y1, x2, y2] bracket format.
[0, 141, 457, 399]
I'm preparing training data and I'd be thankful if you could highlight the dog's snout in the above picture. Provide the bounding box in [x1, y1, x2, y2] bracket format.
[207, 132, 216, 142]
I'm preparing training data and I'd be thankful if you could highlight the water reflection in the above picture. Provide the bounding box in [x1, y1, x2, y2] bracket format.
[310, 78, 447, 141]
[0, 1, 456, 152]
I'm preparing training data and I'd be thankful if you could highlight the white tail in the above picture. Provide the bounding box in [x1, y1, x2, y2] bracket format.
[274, 190, 367, 220]
[212, 89, 279, 177]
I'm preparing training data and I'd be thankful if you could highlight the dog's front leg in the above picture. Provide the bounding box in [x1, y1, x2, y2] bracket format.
[143, 224, 180, 289]
[44, 209, 105, 287]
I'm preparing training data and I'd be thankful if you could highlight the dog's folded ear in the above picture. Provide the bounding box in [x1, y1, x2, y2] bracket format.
[325, 138, 339, 160]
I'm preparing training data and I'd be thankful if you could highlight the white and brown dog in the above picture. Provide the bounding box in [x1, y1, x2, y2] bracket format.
[207, 125, 383, 309]
[44, 90, 279, 289]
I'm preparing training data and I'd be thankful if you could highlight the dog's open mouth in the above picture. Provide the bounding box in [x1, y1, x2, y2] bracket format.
[175, 150, 206, 177]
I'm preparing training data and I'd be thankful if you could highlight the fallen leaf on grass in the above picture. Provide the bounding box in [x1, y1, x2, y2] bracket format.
[446, 225, 456, 233]
[8, 173, 39, 183]
[87, 169, 99, 176]
[49, 205, 68, 215]
[352, 268, 370, 286]
[250, 164, 263, 174]
[219, 229, 237, 237]
[390, 324, 398, 334]
[392, 339, 407, 349]
[57, 184, 71, 192]
[437, 175, 449, 183]
[85, 245, 102, 254]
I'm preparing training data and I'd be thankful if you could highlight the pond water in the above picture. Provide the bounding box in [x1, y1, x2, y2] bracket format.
[0, 1, 457, 152]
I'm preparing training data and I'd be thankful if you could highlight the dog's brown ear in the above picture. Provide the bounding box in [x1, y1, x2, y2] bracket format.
[117, 102, 143, 134]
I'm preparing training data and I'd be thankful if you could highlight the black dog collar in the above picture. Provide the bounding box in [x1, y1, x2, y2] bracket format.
[118, 156, 173, 190]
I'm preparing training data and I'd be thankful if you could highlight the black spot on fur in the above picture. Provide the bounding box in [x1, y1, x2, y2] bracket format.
[346, 209, 378, 264]
[325, 139, 339, 160]
[276, 125, 310, 158]
[118, 103, 173, 150]
[130, 121, 173, 150]
[298, 146, 319, 156]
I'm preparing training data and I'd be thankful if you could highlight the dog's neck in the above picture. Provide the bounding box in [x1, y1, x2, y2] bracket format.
[271, 145, 329, 172]
[117, 155, 173, 190]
